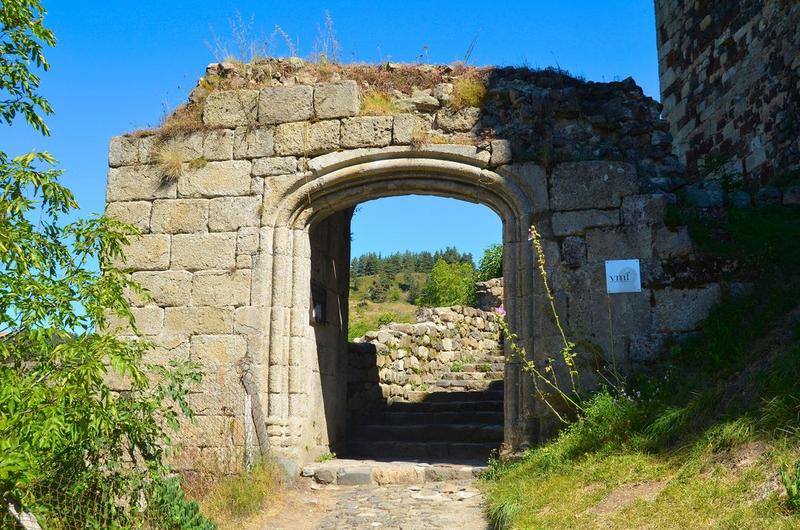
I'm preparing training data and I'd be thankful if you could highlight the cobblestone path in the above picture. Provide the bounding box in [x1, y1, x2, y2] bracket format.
[315, 480, 488, 530]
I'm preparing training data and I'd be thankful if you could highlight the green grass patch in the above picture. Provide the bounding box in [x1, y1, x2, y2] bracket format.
[348, 306, 417, 341]
[194, 461, 284, 526]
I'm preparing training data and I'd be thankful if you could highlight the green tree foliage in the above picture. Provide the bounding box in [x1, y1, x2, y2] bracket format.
[419, 259, 477, 307]
[0, 2, 211, 527]
[350, 247, 474, 278]
[0, 0, 55, 133]
[417, 251, 435, 273]
[147, 478, 217, 530]
[398, 273, 421, 304]
[367, 272, 392, 302]
[478, 243, 503, 281]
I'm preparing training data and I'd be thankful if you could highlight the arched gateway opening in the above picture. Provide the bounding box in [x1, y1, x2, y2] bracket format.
[259, 148, 540, 462]
[312, 195, 503, 461]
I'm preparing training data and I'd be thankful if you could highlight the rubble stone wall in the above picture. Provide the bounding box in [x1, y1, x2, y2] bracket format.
[655, 0, 800, 182]
[347, 306, 503, 412]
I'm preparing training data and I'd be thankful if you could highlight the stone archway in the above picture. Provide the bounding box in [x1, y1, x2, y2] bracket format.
[107, 66, 724, 470]
[256, 148, 539, 461]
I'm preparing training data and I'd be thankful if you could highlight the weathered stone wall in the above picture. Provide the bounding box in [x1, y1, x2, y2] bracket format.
[106, 60, 725, 467]
[529, 162, 728, 434]
[347, 306, 503, 412]
[308, 209, 352, 455]
[189, 61, 684, 187]
[655, 0, 800, 182]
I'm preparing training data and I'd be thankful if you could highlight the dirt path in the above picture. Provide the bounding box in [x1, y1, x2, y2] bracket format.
[257, 479, 488, 530]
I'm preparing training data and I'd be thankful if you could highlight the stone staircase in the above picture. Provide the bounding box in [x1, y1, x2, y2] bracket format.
[346, 367, 504, 462]
[346, 305, 505, 463]
[420, 355, 505, 393]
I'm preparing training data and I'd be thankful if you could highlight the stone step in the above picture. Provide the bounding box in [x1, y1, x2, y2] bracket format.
[436, 372, 490, 381]
[430, 378, 503, 389]
[386, 399, 503, 413]
[352, 423, 503, 443]
[347, 441, 500, 461]
[405, 389, 503, 403]
[442, 356, 505, 366]
[300, 458, 488, 486]
[361, 410, 504, 425]
[458, 363, 505, 373]
[428, 381, 501, 392]
[435, 373, 503, 383]
[477, 355, 506, 364]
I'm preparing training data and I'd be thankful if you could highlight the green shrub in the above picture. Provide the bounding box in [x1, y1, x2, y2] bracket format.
[0, 4, 203, 526]
[367, 272, 392, 302]
[782, 461, 800, 510]
[348, 319, 371, 341]
[377, 312, 398, 326]
[147, 478, 217, 530]
[419, 259, 477, 307]
[478, 243, 503, 281]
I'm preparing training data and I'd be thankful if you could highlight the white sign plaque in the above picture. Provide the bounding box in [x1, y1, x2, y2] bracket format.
[605, 259, 641, 294]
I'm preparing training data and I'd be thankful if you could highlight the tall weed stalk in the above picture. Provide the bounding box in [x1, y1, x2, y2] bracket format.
[496, 225, 582, 423]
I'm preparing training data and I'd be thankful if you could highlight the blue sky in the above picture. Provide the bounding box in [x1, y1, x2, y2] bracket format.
[4, 0, 659, 262]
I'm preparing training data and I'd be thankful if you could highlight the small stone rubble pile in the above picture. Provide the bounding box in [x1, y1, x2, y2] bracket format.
[475, 278, 503, 310]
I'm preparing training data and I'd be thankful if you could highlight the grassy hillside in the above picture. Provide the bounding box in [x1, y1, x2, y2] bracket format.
[483, 203, 800, 528]
[346, 246, 502, 340]
[347, 272, 425, 340]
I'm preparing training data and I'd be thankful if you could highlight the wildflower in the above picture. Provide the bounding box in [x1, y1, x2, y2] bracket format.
[495, 306, 507, 317]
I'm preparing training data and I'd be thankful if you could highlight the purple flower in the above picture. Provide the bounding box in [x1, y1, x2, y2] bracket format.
[495, 306, 507, 317]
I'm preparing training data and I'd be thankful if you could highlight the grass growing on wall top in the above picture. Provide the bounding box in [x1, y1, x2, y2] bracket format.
[450, 76, 488, 110]
[359, 89, 402, 116]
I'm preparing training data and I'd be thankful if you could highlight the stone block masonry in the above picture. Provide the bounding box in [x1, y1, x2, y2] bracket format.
[106, 59, 728, 470]
[655, 0, 800, 182]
